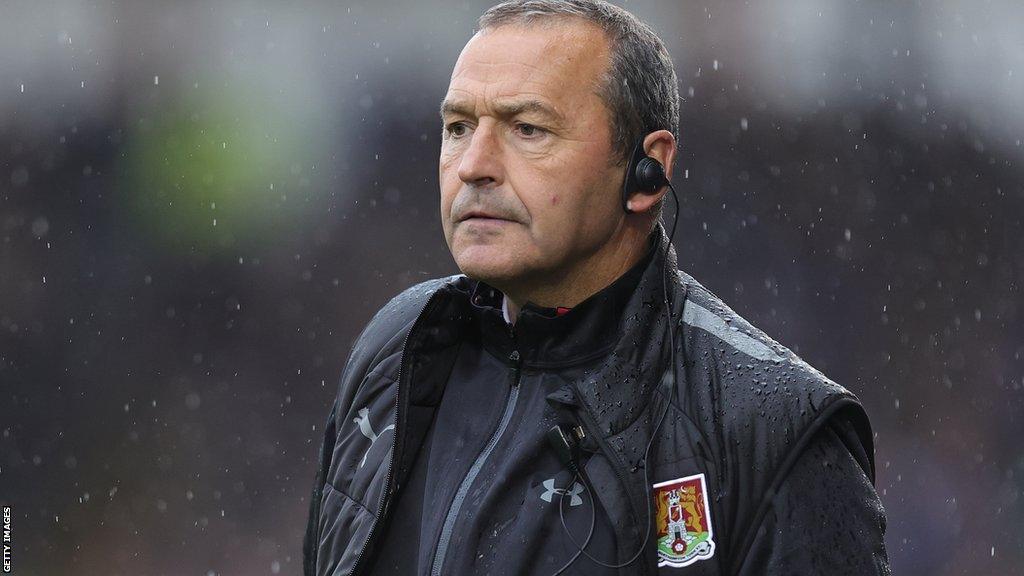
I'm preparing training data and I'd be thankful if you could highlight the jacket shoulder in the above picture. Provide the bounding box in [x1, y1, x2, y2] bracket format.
[677, 270, 873, 464]
[347, 275, 461, 375]
[675, 270, 876, 569]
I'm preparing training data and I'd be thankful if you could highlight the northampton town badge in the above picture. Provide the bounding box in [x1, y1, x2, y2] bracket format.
[653, 473, 716, 568]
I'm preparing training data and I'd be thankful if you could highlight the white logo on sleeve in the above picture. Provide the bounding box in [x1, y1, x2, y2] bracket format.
[353, 407, 395, 468]
[540, 478, 584, 507]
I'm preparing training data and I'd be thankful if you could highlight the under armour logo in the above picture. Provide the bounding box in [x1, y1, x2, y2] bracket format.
[540, 478, 584, 507]
[353, 407, 395, 468]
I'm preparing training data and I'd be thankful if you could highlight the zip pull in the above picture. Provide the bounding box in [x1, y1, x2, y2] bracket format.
[508, 350, 522, 388]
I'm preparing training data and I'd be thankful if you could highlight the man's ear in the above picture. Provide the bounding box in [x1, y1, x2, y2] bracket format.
[625, 129, 677, 214]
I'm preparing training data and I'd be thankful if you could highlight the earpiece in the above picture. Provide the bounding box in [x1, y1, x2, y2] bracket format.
[636, 157, 668, 191]
[622, 138, 670, 213]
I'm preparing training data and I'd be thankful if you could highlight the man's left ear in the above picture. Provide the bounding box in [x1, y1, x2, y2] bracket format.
[625, 129, 677, 214]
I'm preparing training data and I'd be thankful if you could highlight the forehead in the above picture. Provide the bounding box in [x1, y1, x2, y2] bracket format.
[443, 20, 611, 117]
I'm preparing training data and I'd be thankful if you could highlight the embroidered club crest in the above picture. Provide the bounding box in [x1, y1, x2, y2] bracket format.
[653, 473, 716, 568]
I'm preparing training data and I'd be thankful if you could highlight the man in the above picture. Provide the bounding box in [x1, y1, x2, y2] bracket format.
[304, 1, 890, 575]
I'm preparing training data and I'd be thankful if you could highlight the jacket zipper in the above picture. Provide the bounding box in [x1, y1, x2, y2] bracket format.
[347, 290, 444, 576]
[429, 346, 523, 576]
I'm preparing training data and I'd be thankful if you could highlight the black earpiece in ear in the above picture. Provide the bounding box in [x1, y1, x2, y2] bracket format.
[636, 156, 668, 191]
[622, 138, 669, 213]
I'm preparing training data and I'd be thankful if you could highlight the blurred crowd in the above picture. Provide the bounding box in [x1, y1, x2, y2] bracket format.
[1, 1, 1021, 574]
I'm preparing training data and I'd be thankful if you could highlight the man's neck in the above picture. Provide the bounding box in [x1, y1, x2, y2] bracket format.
[502, 228, 653, 325]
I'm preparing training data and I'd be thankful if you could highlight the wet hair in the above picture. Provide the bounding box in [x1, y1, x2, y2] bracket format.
[477, 0, 680, 171]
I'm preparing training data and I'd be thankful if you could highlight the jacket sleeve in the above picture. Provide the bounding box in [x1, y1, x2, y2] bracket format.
[302, 397, 339, 576]
[299, 278, 452, 575]
[736, 417, 892, 575]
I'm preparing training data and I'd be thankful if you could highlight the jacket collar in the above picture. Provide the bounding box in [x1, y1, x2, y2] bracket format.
[457, 227, 658, 368]
[429, 222, 682, 374]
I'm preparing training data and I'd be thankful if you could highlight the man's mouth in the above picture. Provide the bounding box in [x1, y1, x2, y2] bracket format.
[462, 212, 513, 222]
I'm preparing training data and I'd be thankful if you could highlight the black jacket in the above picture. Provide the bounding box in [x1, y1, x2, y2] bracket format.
[304, 225, 890, 575]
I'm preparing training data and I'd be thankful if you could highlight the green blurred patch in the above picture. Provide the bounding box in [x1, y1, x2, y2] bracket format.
[122, 82, 317, 255]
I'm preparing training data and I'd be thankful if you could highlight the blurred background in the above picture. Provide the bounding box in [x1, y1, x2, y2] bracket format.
[1, 1, 1021, 574]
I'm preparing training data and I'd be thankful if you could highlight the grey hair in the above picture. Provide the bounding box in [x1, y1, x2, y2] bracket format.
[477, 0, 681, 170]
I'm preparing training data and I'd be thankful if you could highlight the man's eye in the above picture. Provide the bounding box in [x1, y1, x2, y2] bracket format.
[516, 123, 544, 137]
[445, 122, 468, 137]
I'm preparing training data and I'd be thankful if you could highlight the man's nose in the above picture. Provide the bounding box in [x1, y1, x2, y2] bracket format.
[457, 123, 503, 187]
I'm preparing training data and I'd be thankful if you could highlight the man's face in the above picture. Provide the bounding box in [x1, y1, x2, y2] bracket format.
[439, 20, 624, 290]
